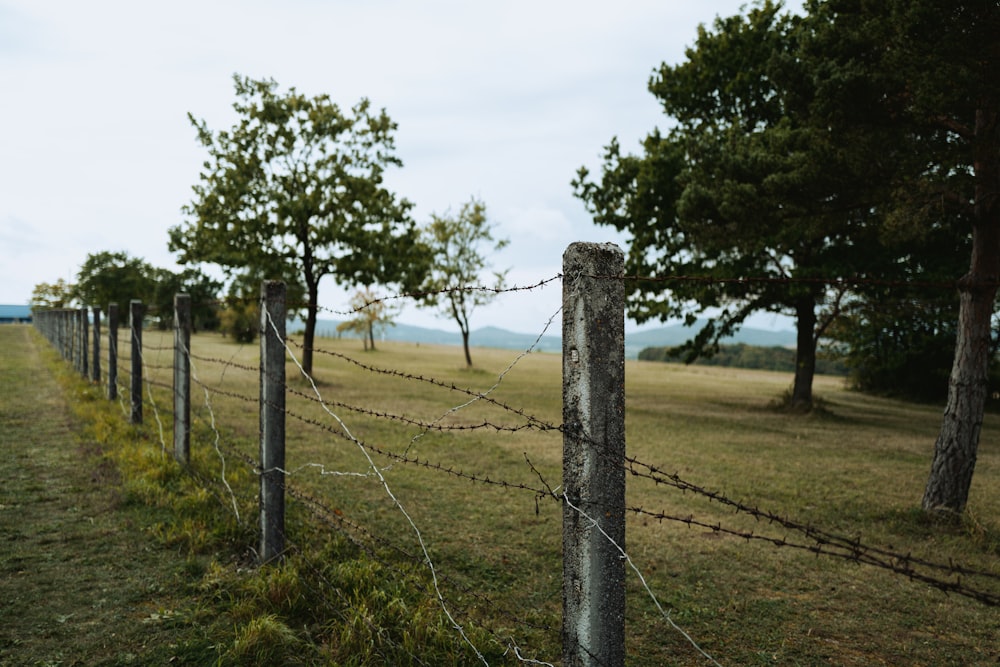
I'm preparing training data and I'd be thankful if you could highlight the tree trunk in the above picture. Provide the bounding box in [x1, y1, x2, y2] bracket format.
[790, 297, 818, 410]
[461, 328, 472, 368]
[303, 284, 318, 376]
[367, 320, 376, 351]
[922, 281, 996, 514]
[923, 109, 1000, 514]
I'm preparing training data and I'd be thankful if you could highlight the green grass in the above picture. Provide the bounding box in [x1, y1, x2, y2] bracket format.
[6, 324, 1000, 665]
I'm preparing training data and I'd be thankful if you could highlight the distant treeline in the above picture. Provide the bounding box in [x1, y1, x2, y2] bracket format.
[639, 343, 848, 376]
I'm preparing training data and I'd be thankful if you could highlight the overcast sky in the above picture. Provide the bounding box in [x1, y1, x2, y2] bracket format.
[1, 0, 798, 335]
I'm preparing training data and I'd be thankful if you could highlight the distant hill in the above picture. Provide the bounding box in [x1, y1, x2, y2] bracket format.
[297, 317, 795, 360]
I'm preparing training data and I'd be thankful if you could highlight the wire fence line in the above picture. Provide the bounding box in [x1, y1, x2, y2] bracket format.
[30, 244, 1000, 666]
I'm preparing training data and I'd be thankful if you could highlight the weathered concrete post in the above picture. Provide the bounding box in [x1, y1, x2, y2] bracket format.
[129, 300, 143, 425]
[259, 281, 286, 563]
[108, 303, 119, 400]
[562, 242, 626, 667]
[79, 307, 89, 379]
[173, 294, 191, 465]
[91, 306, 101, 384]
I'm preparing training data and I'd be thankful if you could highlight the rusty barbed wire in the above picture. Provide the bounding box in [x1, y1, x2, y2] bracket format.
[297, 275, 563, 317]
[621, 455, 1000, 604]
[285, 382, 551, 435]
[188, 352, 260, 374]
[628, 504, 1000, 606]
[288, 340, 561, 432]
[277, 400, 553, 497]
[616, 272, 964, 290]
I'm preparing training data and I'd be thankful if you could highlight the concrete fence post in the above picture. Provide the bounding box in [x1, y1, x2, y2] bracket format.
[259, 281, 286, 563]
[108, 303, 119, 401]
[173, 294, 191, 465]
[79, 307, 89, 379]
[91, 306, 101, 384]
[130, 300, 143, 425]
[562, 242, 626, 667]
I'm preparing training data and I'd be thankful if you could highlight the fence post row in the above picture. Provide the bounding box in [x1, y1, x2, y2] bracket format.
[130, 300, 143, 425]
[173, 294, 192, 465]
[108, 303, 118, 401]
[259, 281, 287, 564]
[562, 242, 626, 667]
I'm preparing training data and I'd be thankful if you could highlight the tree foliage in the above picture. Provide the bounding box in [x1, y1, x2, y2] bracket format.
[170, 75, 428, 374]
[73, 251, 157, 324]
[417, 198, 509, 367]
[70, 251, 221, 330]
[30, 279, 75, 310]
[573, 1, 890, 410]
[806, 0, 1000, 514]
[146, 267, 222, 332]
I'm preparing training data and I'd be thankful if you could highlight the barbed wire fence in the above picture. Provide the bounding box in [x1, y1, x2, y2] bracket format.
[30, 242, 1000, 666]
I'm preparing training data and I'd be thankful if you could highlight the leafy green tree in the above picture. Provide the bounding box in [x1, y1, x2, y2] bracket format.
[73, 251, 156, 324]
[30, 279, 75, 310]
[828, 224, 977, 402]
[170, 75, 428, 375]
[573, 1, 889, 410]
[151, 268, 223, 332]
[807, 0, 1000, 513]
[417, 198, 509, 367]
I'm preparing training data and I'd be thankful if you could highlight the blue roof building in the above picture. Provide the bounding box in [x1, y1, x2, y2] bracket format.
[0, 305, 33, 324]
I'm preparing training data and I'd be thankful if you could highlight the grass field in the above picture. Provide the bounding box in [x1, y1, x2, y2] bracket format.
[8, 323, 1000, 665]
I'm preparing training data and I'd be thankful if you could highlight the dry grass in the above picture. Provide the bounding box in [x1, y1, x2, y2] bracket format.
[74, 329, 1000, 663]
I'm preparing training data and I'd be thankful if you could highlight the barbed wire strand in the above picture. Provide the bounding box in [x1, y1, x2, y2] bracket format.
[399, 302, 564, 462]
[265, 308, 491, 666]
[134, 331, 168, 457]
[562, 493, 722, 667]
[183, 338, 242, 523]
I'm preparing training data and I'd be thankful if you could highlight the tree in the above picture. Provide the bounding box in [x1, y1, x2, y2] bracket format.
[336, 287, 398, 351]
[573, 1, 889, 409]
[808, 0, 1000, 514]
[151, 268, 223, 332]
[170, 75, 428, 375]
[73, 251, 157, 324]
[30, 279, 74, 310]
[828, 225, 979, 402]
[417, 198, 509, 367]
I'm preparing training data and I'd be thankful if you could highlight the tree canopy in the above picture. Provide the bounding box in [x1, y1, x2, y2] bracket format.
[573, 1, 890, 409]
[577, 0, 1000, 513]
[805, 0, 1000, 514]
[170, 75, 428, 374]
[73, 251, 157, 324]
